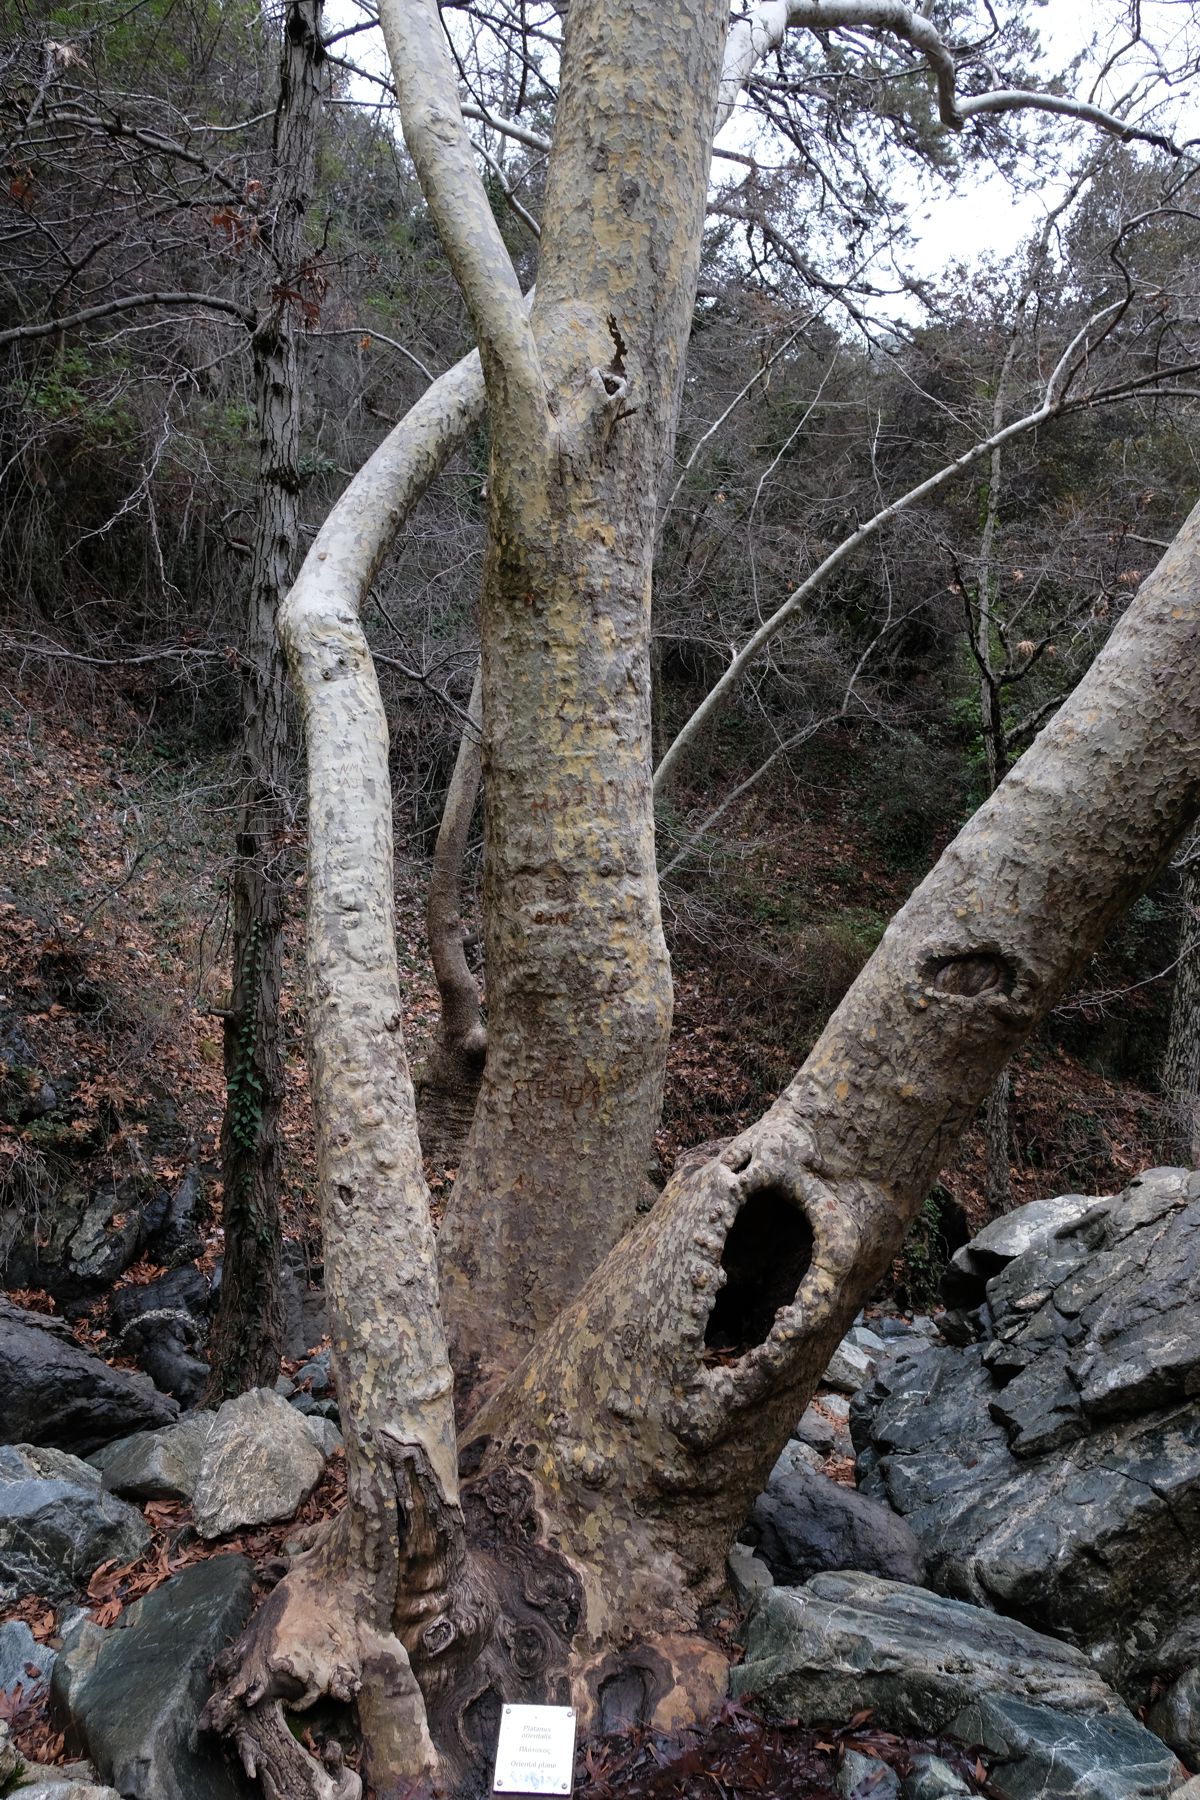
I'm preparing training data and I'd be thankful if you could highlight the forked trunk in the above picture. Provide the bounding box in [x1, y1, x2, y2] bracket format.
[204, 0, 1200, 1786]
[474, 507, 1200, 1622]
[436, 0, 729, 1398]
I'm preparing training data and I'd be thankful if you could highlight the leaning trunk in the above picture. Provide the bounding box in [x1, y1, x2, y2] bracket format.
[204, 0, 325, 1400]
[477, 505, 1200, 1622]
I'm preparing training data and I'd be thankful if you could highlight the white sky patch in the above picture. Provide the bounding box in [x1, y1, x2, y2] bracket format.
[327, 0, 1200, 312]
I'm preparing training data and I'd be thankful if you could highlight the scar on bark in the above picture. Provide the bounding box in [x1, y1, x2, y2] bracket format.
[703, 1180, 814, 1357]
[922, 947, 1019, 996]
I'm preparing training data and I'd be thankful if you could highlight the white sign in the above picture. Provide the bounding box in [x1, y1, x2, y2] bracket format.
[492, 1703, 577, 1796]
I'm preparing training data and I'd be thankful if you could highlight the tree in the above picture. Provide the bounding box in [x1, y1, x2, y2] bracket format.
[202, 0, 327, 1400]
[198, 2, 1200, 1794]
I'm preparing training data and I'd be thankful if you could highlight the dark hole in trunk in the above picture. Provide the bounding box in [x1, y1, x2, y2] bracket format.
[703, 1185, 814, 1357]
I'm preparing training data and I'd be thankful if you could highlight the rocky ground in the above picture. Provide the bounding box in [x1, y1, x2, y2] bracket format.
[0, 678, 1194, 1797]
[2, 1173, 1199, 1798]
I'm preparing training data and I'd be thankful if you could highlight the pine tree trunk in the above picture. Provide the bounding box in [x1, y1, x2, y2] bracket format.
[1163, 854, 1200, 1165]
[983, 1067, 1012, 1213]
[203, 0, 324, 1401]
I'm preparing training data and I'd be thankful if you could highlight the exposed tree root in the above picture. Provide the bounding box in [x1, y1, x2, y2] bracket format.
[204, 1452, 731, 1800]
[204, 1537, 439, 1799]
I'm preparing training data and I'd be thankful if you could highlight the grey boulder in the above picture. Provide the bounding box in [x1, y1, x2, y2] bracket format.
[854, 1169, 1200, 1696]
[732, 1576, 1184, 1799]
[0, 1617, 56, 1700]
[0, 1302, 178, 1454]
[1148, 1665, 1200, 1766]
[901, 1755, 972, 1799]
[730, 1573, 1123, 1728]
[50, 1554, 255, 1800]
[0, 1444, 149, 1601]
[822, 1339, 877, 1395]
[89, 1412, 215, 1502]
[743, 1448, 925, 1587]
[948, 1693, 1184, 1800]
[838, 1747, 900, 1796]
[192, 1387, 326, 1538]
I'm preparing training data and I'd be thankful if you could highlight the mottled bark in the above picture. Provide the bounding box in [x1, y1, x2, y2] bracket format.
[1163, 855, 1200, 1165]
[203, 6, 1200, 1793]
[437, 0, 729, 1400]
[204, 0, 324, 1402]
[206, 452, 468, 1799]
[477, 509, 1200, 1604]
[415, 665, 487, 1167]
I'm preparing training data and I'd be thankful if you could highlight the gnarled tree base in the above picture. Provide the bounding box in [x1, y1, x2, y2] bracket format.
[205, 1454, 732, 1800]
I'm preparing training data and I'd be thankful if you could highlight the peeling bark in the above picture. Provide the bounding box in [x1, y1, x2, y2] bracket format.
[437, 0, 730, 1398]
[477, 508, 1200, 1599]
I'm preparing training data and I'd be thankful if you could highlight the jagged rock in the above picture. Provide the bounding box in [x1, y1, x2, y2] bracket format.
[139, 1167, 204, 1264]
[89, 1412, 215, 1501]
[0, 1443, 150, 1601]
[192, 1387, 326, 1538]
[1147, 1665, 1200, 1766]
[293, 1349, 333, 1396]
[901, 1755, 972, 1798]
[838, 1747, 900, 1796]
[948, 1693, 1184, 1799]
[109, 1268, 211, 1406]
[0, 1617, 56, 1700]
[0, 1301, 178, 1453]
[3, 1179, 157, 1303]
[848, 1325, 888, 1356]
[727, 1541, 773, 1607]
[823, 1339, 876, 1394]
[795, 1404, 839, 1456]
[853, 1170, 1200, 1697]
[939, 1191, 1109, 1310]
[299, 1414, 342, 1459]
[731, 1574, 1122, 1728]
[743, 1448, 926, 1587]
[289, 1390, 340, 1424]
[50, 1555, 255, 1800]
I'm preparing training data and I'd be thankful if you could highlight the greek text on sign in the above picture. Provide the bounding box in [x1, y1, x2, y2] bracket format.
[492, 1703, 577, 1795]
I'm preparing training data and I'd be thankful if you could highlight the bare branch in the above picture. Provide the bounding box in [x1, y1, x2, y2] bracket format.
[653, 303, 1159, 794]
[0, 290, 253, 347]
[376, 0, 542, 423]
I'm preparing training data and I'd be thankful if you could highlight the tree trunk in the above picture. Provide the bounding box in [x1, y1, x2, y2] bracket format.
[434, 0, 729, 1399]
[203, 0, 325, 1402]
[476, 504, 1200, 1614]
[202, 2, 1200, 1789]
[1163, 853, 1200, 1165]
[415, 664, 487, 1168]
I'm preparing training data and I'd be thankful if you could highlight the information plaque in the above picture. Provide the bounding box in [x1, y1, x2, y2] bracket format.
[492, 1703, 577, 1796]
